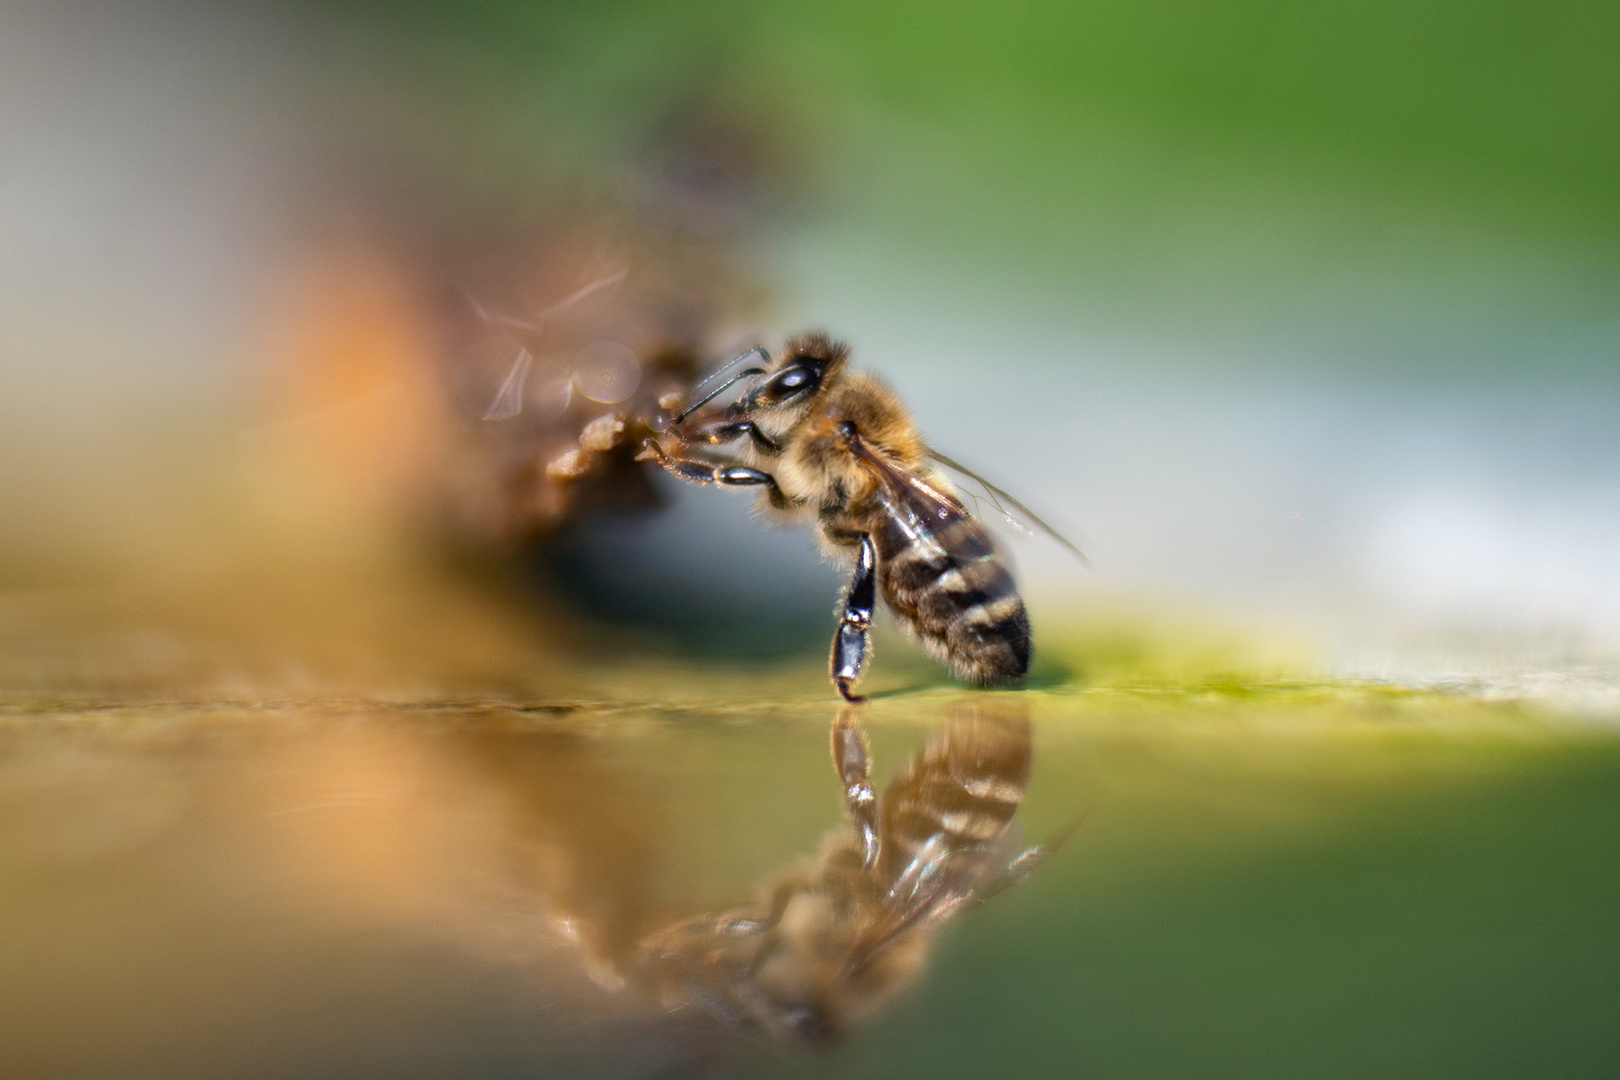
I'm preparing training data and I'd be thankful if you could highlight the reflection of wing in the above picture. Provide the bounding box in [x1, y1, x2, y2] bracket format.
[927, 447, 1091, 566]
[849, 706, 1033, 968]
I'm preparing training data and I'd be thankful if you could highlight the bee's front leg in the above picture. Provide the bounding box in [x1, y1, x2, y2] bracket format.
[637, 438, 788, 508]
[830, 535, 877, 703]
[680, 415, 782, 455]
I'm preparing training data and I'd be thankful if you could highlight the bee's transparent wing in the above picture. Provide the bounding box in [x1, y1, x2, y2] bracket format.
[926, 448, 1090, 566]
[842, 432, 977, 560]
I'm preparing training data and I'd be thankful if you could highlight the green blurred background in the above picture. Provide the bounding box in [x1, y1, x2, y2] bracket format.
[314, 0, 1620, 329]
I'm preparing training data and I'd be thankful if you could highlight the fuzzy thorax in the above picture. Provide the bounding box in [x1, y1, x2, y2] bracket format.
[768, 374, 926, 517]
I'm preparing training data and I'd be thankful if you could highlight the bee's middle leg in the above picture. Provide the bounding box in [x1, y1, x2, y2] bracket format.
[830, 534, 877, 703]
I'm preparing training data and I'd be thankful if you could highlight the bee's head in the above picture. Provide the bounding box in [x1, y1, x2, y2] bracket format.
[741, 331, 848, 417]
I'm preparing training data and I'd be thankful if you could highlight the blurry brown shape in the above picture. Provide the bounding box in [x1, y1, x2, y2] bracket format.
[172, 91, 806, 696]
[257, 217, 754, 552]
[254, 74, 806, 560]
[261, 244, 448, 520]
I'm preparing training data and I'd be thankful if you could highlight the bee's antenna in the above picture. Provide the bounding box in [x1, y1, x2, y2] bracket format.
[689, 345, 770, 398]
[675, 345, 770, 423]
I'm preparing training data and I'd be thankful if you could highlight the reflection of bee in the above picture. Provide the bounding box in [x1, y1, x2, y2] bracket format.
[636, 703, 1060, 1045]
[639, 333, 1083, 700]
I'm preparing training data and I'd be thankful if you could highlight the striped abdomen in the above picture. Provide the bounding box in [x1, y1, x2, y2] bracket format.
[870, 505, 1030, 685]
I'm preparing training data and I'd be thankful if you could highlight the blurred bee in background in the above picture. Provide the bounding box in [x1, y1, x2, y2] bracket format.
[639, 333, 1086, 700]
[317, 86, 797, 553]
[430, 227, 764, 547]
[634, 701, 1069, 1045]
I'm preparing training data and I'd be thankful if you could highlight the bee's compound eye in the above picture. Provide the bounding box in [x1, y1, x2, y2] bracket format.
[763, 364, 820, 403]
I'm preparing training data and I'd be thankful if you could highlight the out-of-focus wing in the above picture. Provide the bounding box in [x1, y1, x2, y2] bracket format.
[471, 267, 629, 421]
[482, 348, 534, 421]
[927, 447, 1090, 566]
[535, 265, 628, 318]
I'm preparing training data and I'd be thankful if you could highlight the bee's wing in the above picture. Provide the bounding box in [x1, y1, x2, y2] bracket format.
[843, 432, 981, 558]
[926, 447, 1091, 566]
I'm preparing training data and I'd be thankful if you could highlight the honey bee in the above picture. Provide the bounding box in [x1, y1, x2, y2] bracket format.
[639, 332, 1084, 700]
[636, 702, 1063, 1045]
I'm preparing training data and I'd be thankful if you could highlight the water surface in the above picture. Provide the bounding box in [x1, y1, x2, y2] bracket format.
[4, 681, 1615, 1079]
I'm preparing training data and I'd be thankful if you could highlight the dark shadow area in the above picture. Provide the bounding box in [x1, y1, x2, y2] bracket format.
[526, 514, 835, 661]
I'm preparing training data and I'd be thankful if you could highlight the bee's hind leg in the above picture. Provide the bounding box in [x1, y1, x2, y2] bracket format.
[830, 535, 877, 703]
